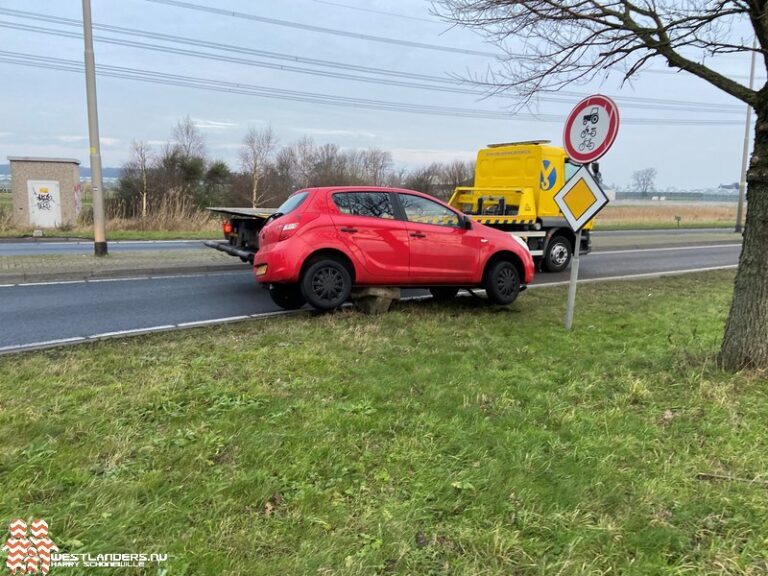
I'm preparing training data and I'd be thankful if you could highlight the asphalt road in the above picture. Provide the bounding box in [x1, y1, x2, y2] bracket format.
[0, 243, 741, 353]
[0, 227, 737, 255]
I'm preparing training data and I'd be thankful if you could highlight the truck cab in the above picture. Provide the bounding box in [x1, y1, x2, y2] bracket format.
[447, 140, 593, 272]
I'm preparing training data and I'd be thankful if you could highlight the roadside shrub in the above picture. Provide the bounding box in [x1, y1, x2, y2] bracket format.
[0, 204, 15, 232]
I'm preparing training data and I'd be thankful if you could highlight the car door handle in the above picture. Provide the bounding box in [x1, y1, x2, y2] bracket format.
[410, 232, 426, 238]
[340, 227, 358, 233]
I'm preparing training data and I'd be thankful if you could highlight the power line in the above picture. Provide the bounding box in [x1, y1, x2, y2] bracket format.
[0, 7, 463, 84]
[143, 0, 763, 83]
[0, 19, 744, 115]
[0, 8, 745, 115]
[143, 0, 497, 58]
[309, 0, 439, 24]
[0, 50, 743, 126]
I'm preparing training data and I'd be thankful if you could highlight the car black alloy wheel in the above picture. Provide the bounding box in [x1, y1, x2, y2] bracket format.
[495, 266, 518, 299]
[484, 260, 521, 305]
[312, 267, 345, 302]
[301, 259, 352, 311]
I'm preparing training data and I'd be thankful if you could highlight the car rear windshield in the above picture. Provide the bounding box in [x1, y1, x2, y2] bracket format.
[276, 191, 309, 215]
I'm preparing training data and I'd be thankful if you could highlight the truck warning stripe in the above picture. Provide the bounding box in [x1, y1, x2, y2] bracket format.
[474, 217, 536, 225]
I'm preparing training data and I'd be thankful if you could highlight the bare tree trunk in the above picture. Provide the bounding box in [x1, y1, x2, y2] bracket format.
[721, 108, 768, 370]
[141, 164, 148, 219]
[251, 174, 260, 208]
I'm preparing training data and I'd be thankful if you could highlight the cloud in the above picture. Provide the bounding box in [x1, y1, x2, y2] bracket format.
[389, 147, 475, 166]
[55, 136, 121, 147]
[0, 132, 13, 138]
[212, 143, 244, 151]
[192, 118, 239, 130]
[298, 128, 377, 139]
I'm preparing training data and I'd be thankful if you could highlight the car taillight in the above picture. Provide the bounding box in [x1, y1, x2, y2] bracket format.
[276, 213, 318, 241]
[278, 222, 299, 241]
[223, 221, 234, 235]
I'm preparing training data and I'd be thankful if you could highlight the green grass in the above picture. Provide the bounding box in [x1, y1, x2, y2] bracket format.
[1, 272, 767, 575]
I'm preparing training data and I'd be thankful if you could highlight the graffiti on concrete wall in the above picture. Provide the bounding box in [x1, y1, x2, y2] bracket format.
[34, 187, 53, 211]
[27, 180, 61, 228]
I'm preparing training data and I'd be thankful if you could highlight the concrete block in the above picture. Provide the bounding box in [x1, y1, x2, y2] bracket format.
[350, 286, 400, 314]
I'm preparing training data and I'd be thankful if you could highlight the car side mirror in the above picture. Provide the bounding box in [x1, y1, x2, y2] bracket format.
[462, 216, 472, 230]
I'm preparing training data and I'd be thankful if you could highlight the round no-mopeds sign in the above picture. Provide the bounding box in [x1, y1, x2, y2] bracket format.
[563, 94, 620, 164]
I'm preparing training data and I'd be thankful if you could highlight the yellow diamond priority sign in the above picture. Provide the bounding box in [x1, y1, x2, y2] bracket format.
[554, 166, 609, 232]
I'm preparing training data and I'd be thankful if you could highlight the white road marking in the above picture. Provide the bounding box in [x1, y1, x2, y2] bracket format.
[593, 243, 741, 255]
[0, 239, 211, 247]
[90, 325, 177, 338]
[0, 270, 246, 288]
[178, 316, 250, 327]
[16, 280, 85, 287]
[87, 276, 152, 283]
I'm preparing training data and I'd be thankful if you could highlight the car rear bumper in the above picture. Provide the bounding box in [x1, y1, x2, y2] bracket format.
[253, 241, 306, 284]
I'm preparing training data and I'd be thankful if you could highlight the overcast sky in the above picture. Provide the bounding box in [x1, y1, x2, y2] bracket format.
[0, 0, 759, 189]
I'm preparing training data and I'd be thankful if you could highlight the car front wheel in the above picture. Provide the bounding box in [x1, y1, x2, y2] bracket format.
[484, 260, 521, 305]
[300, 258, 352, 311]
[268, 283, 305, 310]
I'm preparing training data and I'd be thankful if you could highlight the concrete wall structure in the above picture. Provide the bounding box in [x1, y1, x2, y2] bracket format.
[9, 157, 81, 228]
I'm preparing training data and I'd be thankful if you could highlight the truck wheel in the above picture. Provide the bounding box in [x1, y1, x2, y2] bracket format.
[429, 287, 460, 302]
[484, 260, 520, 305]
[268, 284, 305, 310]
[544, 236, 572, 273]
[300, 258, 352, 311]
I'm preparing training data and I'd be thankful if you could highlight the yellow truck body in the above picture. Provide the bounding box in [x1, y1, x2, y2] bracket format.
[448, 140, 593, 229]
[447, 141, 593, 271]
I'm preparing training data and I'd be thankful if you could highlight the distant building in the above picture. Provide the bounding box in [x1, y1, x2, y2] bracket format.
[8, 157, 82, 228]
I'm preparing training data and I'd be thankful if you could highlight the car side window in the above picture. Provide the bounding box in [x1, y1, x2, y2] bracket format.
[399, 194, 460, 228]
[333, 192, 395, 219]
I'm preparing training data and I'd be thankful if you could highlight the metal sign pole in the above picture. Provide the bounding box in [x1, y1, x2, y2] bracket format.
[560, 95, 619, 330]
[564, 228, 582, 331]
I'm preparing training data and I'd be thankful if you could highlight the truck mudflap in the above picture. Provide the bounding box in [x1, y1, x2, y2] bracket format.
[204, 240, 255, 263]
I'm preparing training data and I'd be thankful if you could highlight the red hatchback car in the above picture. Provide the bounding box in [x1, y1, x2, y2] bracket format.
[254, 186, 535, 311]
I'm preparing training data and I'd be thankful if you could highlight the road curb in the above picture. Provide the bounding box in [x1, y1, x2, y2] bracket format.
[0, 263, 247, 285]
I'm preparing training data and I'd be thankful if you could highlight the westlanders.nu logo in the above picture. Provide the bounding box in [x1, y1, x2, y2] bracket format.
[1, 520, 168, 573]
[2, 519, 58, 574]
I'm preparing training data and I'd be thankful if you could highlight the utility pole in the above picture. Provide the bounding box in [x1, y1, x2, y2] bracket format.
[82, 0, 108, 256]
[736, 37, 757, 234]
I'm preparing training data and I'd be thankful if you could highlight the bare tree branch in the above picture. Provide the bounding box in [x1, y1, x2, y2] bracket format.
[240, 125, 277, 208]
[432, 0, 763, 106]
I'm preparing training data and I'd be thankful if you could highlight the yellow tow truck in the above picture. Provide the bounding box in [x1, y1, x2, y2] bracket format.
[448, 140, 593, 272]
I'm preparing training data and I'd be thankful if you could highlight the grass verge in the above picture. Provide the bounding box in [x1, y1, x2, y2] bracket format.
[1, 271, 767, 575]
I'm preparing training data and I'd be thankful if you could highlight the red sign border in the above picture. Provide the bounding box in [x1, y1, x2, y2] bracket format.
[563, 94, 620, 164]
